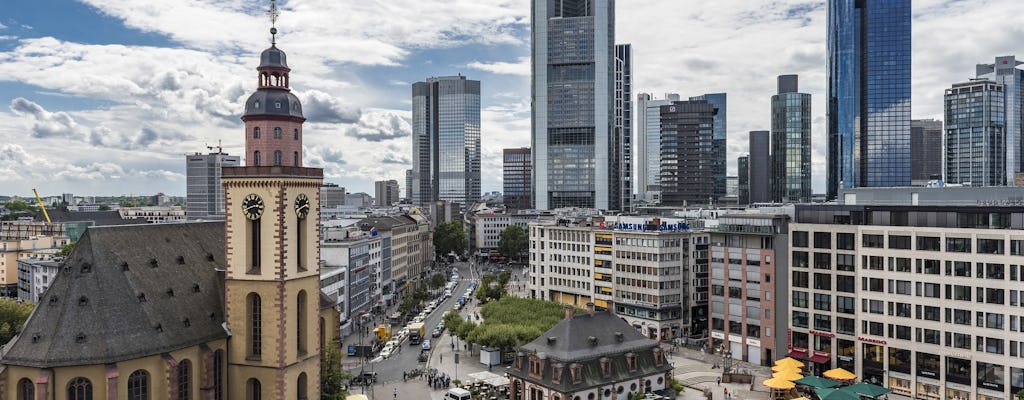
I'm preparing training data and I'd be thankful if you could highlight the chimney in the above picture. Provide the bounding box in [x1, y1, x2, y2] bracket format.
[586, 302, 595, 317]
[564, 304, 574, 320]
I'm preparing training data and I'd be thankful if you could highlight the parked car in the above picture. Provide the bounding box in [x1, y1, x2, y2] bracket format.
[348, 371, 378, 386]
[422, 340, 431, 351]
[432, 327, 443, 337]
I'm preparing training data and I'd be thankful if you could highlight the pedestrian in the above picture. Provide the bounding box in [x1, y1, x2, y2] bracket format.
[717, 377, 721, 386]
[724, 388, 728, 397]
[393, 387, 398, 399]
[403, 371, 407, 382]
[440, 354, 442, 363]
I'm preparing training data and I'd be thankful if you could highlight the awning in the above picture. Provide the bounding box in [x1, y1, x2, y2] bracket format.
[808, 353, 831, 364]
[787, 348, 808, 360]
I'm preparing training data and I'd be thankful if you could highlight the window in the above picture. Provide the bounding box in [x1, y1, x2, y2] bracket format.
[792, 291, 808, 308]
[836, 233, 855, 250]
[67, 378, 92, 400]
[813, 253, 831, 269]
[792, 231, 808, 247]
[253, 127, 260, 139]
[814, 293, 831, 311]
[273, 150, 282, 166]
[836, 254, 855, 271]
[837, 275, 855, 293]
[916, 236, 940, 251]
[813, 232, 831, 249]
[946, 357, 971, 385]
[792, 271, 808, 288]
[128, 370, 149, 400]
[213, 350, 224, 400]
[273, 127, 282, 139]
[17, 378, 33, 400]
[293, 128, 299, 140]
[1012, 240, 1024, 255]
[246, 378, 261, 400]
[946, 237, 971, 253]
[917, 259, 940, 275]
[894, 280, 911, 295]
[813, 314, 831, 331]
[177, 360, 191, 400]
[792, 251, 808, 268]
[889, 235, 911, 249]
[248, 293, 262, 358]
[297, 373, 308, 400]
[293, 151, 299, 167]
[985, 263, 1005, 280]
[814, 273, 831, 290]
[253, 151, 261, 166]
[922, 306, 940, 321]
[297, 291, 307, 355]
[977, 238, 1004, 254]
[893, 257, 911, 272]
[951, 261, 970, 277]
[837, 296, 855, 314]
[863, 234, 884, 248]
[837, 317, 855, 335]
[952, 285, 971, 301]
[792, 311, 808, 328]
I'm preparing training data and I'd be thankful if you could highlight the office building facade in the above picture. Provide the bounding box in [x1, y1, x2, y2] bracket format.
[690, 93, 728, 200]
[910, 119, 944, 186]
[976, 56, 1024, 184]
[659, 101, 718, 206]
[532, 0, 615, 210]
[771, 75, 812, 203]
[503, 148, 533, 210]
[636, 93, 679, 203]
[738, 155, 750, 205]
[411, 75, 482, 207]
[614, 44, 632, 212]
[944, 80, 1006, 186]
[185, 152, 240, 220]
[374, 180, 400, 207]
[827, 0, 912, 198]
[321, 183, 346, 208]
[748, 131, 771, 204]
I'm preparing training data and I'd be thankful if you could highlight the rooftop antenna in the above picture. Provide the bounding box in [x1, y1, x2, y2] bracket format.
[267, 0, 280, 45]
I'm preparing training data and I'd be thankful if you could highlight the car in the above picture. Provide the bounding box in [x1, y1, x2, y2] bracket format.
[348, 371, 378, 386]
[422, 340, 431, 351]
[417, 350, 429, 362]
[432, 328, 443, 338]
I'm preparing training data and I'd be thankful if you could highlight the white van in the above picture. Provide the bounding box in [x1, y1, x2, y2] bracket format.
[445, 387, 472, 400]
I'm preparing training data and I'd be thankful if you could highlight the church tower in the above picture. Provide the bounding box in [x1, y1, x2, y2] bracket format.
[223, 1, 322, 398]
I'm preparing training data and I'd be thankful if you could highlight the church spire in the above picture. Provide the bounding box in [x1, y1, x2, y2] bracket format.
[267, 0, 280, 45]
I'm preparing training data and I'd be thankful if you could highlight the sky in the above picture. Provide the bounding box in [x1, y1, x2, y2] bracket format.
[0, 0, 1022, 198]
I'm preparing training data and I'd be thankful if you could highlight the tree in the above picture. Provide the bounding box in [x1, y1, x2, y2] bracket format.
[320, 344, 351, 400]
[433, 221, 467, 257]
[1016, 389, 1024, 400]
[430, 273, 447, 290]
[0, 298, 34, 345]
[497, 225, 528, 262]
[457, 297, 572, 350]
[98, 204, 111, 211]
[55, 243, 75, 257]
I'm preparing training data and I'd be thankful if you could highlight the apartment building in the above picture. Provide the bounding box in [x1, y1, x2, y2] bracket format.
[471, 213, 541, 258]
[791, 201, 1024, 400]
[528, 216, 709, 341]
[322, 229, 380, 326]
[0, 234, 69, 297]
[16, 257, 60, 303]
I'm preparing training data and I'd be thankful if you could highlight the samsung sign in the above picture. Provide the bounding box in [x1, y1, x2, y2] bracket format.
[613, 221, 691, 232]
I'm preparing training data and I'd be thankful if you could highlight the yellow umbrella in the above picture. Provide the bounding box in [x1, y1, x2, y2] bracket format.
[774, 357, 805, 368]
[823, 368, 857, 380]
[772, 370, 805, 381]
[763, 377, 797, 390]
[792, 397, 811, 400]
[771, 364, 801, 373]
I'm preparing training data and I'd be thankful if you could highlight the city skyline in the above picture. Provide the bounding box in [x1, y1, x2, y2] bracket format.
[0, 1, 1022, 196]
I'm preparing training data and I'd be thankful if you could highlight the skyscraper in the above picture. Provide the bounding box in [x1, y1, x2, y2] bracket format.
[532, 0, 615, 210]
[737, 155, 750, 205]
[976, 55, 1024, 184]
[636, 93, 679, 203]
[411, 75, 481, 207]
[320, 182, 346, 208]
[613, 44, 632, 212]
[503, 148, 533, 210]
[689, 93, 727, 200]
[827, 0, 911, 199]
[748, 131, 770, 203]
[185, 151, 240, 220]
[910, 119, 943, 186]
[660, 100, 718, 206]
[405, 169, 414, 202]
[771, 74, 812, 203]
[945, 80, 1006, 186]
[374, 180, 400, 206]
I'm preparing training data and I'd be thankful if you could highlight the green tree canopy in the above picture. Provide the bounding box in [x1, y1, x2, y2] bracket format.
[474, 271, 510, 303]
[497, 225, 528, 262]
[433, 221, 467, 257]
[0, 298, 35, 345]
[430, 273, 447, 290]
[320, 344, 351, 400]
[56, 243, 75, 257]
[455, 297, 573, 350]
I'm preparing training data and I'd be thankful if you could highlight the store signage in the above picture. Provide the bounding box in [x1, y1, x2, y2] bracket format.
[810, 330, 835, 338]
[857, 336, 887, 345]
[711, 331, 725, 339]
[728, 334, 742, 343]
[613, 221, 690, 232]
[745, 338, 761, 347]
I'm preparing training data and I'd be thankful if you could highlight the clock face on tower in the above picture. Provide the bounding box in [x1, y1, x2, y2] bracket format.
[294, 193, 310, 219]
[241, 194, 265, 220]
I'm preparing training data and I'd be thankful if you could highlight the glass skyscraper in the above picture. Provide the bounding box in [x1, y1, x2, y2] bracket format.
[827, 0, 911, 199]
[689, 93, 727, 200]
[411, 75, 481, 206]
[771, 74, 812, 203]
[944, 80, 1006, 186]
[613, 44, 632, 212]
[532, 0, 616, 210]
[976, 55, 1024, 184]
[503, 147, 533, 210]
[659, 100, 718, 206]
[636, 93, 679, 203]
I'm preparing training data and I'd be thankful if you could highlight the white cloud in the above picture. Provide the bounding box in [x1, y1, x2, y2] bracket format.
[344, 109, 411, 142]
[467, 57, 530, 76]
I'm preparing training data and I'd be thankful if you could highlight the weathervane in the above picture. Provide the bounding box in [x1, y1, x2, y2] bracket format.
[267, 0, 280, 45]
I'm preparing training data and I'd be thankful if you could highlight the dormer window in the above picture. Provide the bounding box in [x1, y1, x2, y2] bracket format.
[599, 357, 611, 377]
[570, 363, 583, 384]
[626, 352, 638, 372]
[551, 363, 563, 384]
[275, 101, 282, 109]
[653, 347, 665, 367]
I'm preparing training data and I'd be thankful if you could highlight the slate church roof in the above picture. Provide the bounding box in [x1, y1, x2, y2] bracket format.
[1, 222, 229, 368]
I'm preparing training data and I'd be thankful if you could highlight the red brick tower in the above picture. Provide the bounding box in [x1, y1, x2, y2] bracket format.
[242, 27, 305, 167]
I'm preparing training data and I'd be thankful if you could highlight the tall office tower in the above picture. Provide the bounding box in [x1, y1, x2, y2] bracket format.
[411, 75, 482, 207]
[827, 0, 911, 199]
[532, 0, 615, 210]
[748, 130, 771, 203]
[185, 151, 240, 220]
[910, 119, 944, 186]
[738, 155, 750, 205]
[659, 100, 718, 206]
[503, 148, 533, 210]
[374, 179, 400, 206]
[771, 74, 812, 203]
[976, 56, 1024, 184]
[405, 169, 414, 202]
[690, 93, 727, 199]
[636, 93, 680, 203]
[320, 182, 346, 208]
[613, 44, 632, 212]
[944, 80, 1007, 186]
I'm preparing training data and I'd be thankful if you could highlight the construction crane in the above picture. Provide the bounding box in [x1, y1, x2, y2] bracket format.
[205, 140, 224, 154]
[32, 188, 52, 223]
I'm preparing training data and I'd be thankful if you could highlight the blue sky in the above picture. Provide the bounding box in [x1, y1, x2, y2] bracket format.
[0, 0, 1021, 198]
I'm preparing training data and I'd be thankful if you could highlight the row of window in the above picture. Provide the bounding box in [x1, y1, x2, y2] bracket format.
[23, 356, 220, 400]
[793, 230, 1024, 255]
[252, 127, 299, 140]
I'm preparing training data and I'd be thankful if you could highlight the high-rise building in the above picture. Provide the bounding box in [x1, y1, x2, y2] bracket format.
[748, 130, 771, 203]
[738, 155, 750, 205]
[660, 100, 718, 206]
[827, 0, 912, 199]
[976, 55, 1024, 184]
[945, 80, 1006, 186]
[910, 119, 944, 186]
[532, 0, 615, 210]
[613, 43, 632, 212]
[320, 183, 345, 208]
[636, 93, 680, 203]
[374, 180, 400, 207]
[689, 93, 727, 200]
[405, 169, 414, 202]
[771, 74, 812, 203]
[503, 148, 533, 210]
[411, 75, 481, 207]
[185, 151, 240, 220]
